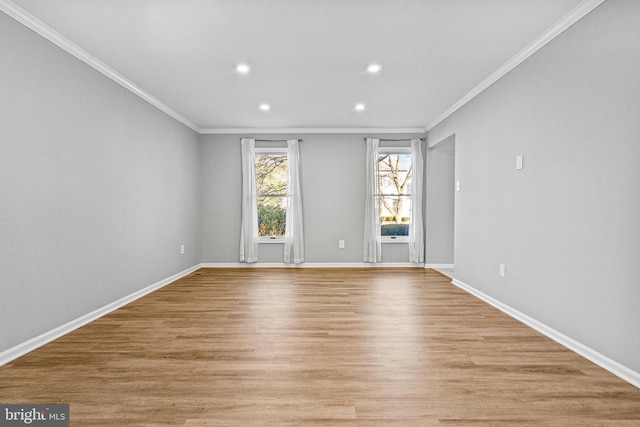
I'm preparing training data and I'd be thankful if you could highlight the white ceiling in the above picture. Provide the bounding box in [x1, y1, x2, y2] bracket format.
[6, 0, 588, 132]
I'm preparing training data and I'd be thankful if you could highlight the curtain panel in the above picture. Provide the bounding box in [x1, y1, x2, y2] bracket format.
[363, 138, 382, 262]
[409, 138, 425, 263]
[239, 138, 259, 263]
[284, 139, 304, 264]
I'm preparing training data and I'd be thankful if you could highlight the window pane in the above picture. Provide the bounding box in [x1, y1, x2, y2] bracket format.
[378, 154, 411, 195]
[255, 153, 288, 237]
[257, 196, 287, 237]
[255, 154, 287, 196]
[377, 153, 412, 237]
[379, 196, 410, 236]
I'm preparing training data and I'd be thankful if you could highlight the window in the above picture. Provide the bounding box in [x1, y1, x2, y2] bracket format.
[377, 148, 412, 241]
[240, 138, 304, 264]
[255, 148, 288, 241]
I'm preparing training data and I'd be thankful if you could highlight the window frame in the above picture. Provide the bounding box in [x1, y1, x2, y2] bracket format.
[254, 147, 288, 243]
[377, 147, 412, 243]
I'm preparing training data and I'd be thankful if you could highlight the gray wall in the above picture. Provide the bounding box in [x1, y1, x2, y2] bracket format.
[427, 0, 640, 373]
[426, 135, 455, 264]
[0, 13, 202, 353]
[200, 133, 424, 264]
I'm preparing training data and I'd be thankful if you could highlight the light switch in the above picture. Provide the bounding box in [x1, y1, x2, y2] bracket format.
[516, 155, 524, 170]
[456, 180, 461, 192]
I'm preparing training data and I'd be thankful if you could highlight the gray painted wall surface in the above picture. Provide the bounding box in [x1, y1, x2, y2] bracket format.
[200, 133, 424, 264]
[0, 13, 201, 353]
[427, 0, 640, 372]
[426, 136, 455, 264]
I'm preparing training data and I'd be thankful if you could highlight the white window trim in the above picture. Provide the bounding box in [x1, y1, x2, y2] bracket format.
[378, 146, 411, 244]
[254, 147, 288, 154]
[260, 236, 285, 243]
[255, 147, 288, 243]
[383, 235, 410, 243]
[378, 146, 411, 155]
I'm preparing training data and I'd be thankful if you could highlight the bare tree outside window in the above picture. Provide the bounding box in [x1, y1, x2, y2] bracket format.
[255, 153, 288, 237]
[377, 153, 412, 236]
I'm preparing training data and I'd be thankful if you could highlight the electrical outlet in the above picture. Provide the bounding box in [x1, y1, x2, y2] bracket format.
[456, 180, 461, 192]
[499, 263, 506, 278]
[180, 244, 185, 255]
[339, 240, 345, 249]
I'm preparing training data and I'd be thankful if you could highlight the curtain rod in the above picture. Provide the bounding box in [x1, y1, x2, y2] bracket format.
[364, 137, 425, 142]
[252, 138, 303, 143]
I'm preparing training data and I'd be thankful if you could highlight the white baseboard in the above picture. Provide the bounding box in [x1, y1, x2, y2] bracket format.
[451, 278, 640, 389]
[425, 263, 454, 269]
[15, 266, 634, 389]
[200, 262, 424, 268]
[0, 264, 201, 367]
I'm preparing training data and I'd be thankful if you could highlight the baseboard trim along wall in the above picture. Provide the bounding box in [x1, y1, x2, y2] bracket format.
[0, 264, 201, 367]
[452, 278, 640, 389]
[9, 264, 635, 390]
[200, 262, 424, 268]
[0, 262, 424, 365]
[425, 264, 454, 269]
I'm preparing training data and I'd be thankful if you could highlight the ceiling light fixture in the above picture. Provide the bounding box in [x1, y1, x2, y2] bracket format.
[355, 103, 366, 112]
[366, 63, 382, 74]
[236, 64, 250, 74]
[259, 103, 271, 112]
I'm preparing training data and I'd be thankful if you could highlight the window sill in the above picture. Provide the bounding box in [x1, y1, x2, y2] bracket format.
[259, 237, 285, 244]
[382, 237, 409, 244]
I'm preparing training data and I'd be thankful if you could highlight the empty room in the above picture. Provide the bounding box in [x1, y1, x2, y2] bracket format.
[1, 0, 639, 425]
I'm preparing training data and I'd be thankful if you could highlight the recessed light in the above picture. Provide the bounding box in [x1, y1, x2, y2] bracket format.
[367, 63, 382, 74]
[355, 103, 366, 111]
[259, 103, 271, 112]
[236, 64, 250, 74]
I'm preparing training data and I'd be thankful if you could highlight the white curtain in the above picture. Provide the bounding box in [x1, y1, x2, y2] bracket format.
[363, 138, 381, 263]
[409, 138, 425, 263]
[284, 139, 304, 264]
[239, 138, 259, 263]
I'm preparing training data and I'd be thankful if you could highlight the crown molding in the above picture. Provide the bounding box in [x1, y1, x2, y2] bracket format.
[424, 0, 606, 132]
[200, 127, 426, 135]
[3, 0, 605, 137]
[0, 0, 201, 133]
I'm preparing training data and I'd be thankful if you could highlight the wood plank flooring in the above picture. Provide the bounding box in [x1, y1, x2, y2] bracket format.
[1, 268, 639, 426]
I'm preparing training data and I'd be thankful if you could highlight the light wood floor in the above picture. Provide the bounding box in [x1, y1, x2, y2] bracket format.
[1, 268, 639, 426]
